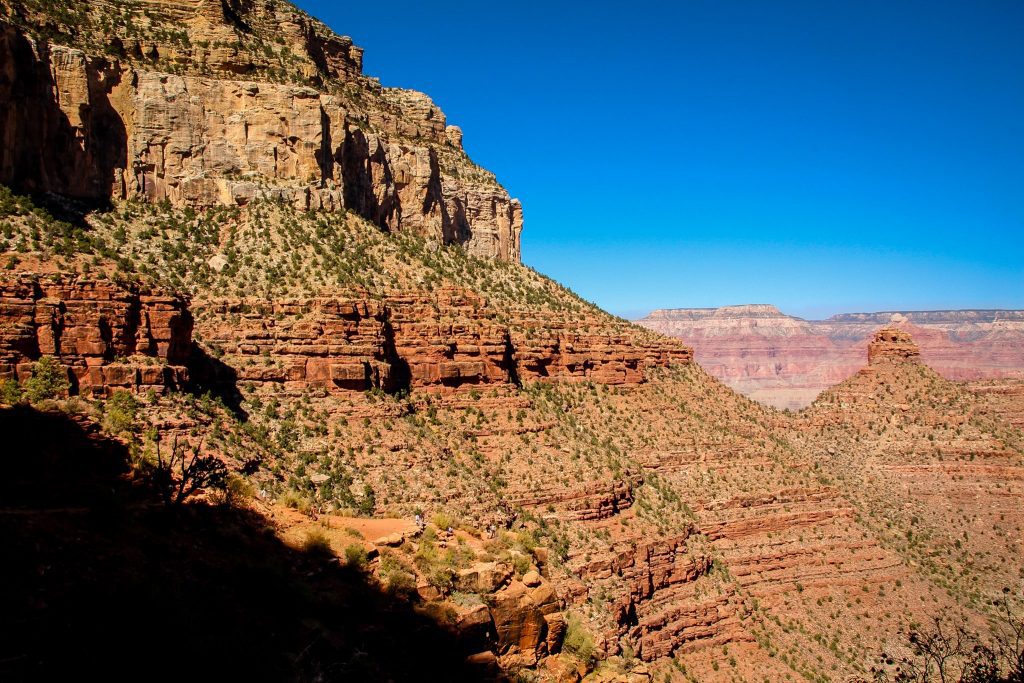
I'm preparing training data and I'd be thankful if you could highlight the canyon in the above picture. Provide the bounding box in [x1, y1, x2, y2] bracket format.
[0, 1, 1021, 682]
[638, 304, 1024, 409]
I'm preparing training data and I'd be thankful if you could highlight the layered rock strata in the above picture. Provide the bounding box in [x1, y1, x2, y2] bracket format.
[0, 2, 522, 260]
[0, 274, 191, 394]
[196, 288, 693, 394]
[0, 276, 693, 397]
[866, 326, 920, 364]
[638, 305, 1024, 409]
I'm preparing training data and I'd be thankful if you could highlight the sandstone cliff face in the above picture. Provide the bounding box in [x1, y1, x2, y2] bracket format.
[0, 0, 522, 260]
[638, 305, 1024, 409]
[0, 276, 692, 398]
[866, 326, 920, 364]
[0, 274, 191, 395]
[194, 288, 692, 395]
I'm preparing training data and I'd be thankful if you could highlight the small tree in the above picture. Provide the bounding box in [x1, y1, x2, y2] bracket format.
[23, 356, 70, 403]
[875, 600, 1024, 683]
[103, 390, 139, 435]
[154, 435, 227, 507]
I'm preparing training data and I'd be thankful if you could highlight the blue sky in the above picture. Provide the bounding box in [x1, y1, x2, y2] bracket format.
[295, 1, 1024, 319]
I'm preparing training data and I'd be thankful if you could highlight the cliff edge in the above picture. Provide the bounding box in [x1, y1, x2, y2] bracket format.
[0, 0, 523, 260]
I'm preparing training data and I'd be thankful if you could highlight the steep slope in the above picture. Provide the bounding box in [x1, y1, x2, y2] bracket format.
[798, 329, 1024, 621]
[639, 306, 1024, 409]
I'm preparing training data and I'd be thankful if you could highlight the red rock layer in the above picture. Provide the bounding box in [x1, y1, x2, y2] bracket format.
[196, 288, 693, 394]
[866, 326, 920, 364]
[0, 274, 191, 395]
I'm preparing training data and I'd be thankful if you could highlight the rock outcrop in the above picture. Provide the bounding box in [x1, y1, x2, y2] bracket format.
[195, 288, 692, 394]
[0, 0, 522, 260]
[0, 277, 692, 398]
[0, 274, 191, 394]
[866, 326, 920, 364]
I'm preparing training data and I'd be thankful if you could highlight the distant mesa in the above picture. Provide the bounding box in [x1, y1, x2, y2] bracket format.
[638, 304, 1024, 410]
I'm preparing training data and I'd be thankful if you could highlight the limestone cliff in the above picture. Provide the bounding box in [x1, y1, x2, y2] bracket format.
[0, 0, 522, 260]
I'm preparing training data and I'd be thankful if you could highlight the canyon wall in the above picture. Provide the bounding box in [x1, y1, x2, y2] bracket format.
[0, 0, 522, 260]
[195, 287, 693, 394]
[0, 276, 692, 397]
[0, 274, 191, 395]
[638, 305, 1024, 409]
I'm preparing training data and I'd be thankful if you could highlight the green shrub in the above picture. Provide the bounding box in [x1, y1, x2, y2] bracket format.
[23, 356, 69, 403]
[303, 529, 333, 556]
[357, 483, 376, 515]
[103, 390, 139, 434]
[344, 543, 367, 569]
[509, 552, 531, 576]
[380, 551, 416, 595]
[0, 378, 22, 404]
[563, 614, 595, 664]
[279, 490, 310, 512]
[225, 473, 255, 502]
[431, 511, 454, 530]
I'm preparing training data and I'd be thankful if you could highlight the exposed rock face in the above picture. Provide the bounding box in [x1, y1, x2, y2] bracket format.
[490, 578, 563, 667]
[0, 276, 692, 399]
[0, 1, 522, 260]
[867, 327, 920, 364]
[638, 306, 1024, 409]
[194, 288, 693, 394]
[0, 274, 191, 394]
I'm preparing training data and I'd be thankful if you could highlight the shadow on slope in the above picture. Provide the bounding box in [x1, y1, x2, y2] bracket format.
[0, 406, 483, 682]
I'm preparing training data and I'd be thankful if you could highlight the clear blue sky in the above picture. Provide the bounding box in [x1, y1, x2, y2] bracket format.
[295, 0, 1024, 319]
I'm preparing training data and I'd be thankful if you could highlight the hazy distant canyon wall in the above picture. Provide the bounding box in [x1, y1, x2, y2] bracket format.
[638, 305, 1024, 409]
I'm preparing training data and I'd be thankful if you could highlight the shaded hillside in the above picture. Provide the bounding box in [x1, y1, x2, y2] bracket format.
[0, 405, 482, 682]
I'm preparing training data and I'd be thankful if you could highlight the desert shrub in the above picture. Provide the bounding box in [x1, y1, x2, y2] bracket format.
[303, 529, 333, 556]
[385, 569, 416, 595]
[873, 598, 1024, 682]
[413, 536, 466, 594]
[279, 489, 310, 512]
[103, 390, 139, 434]
[0, 378, 22, 404]
[508, 552, 531, 576]
[153, 435, 228, 506]
[23, 356, 69, 403]
[344, 543, 367, 569]
[431, 511, 454, 530]
[380, 552, 416, 596]
[225, 473, 255, 503]
[563, 613, 596, 664]
[357, 483, 376, 515]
